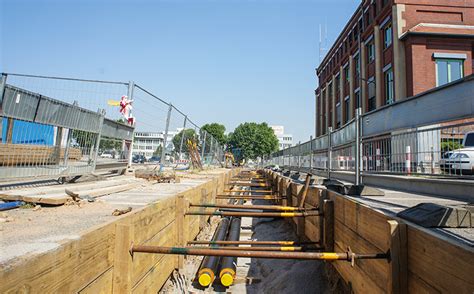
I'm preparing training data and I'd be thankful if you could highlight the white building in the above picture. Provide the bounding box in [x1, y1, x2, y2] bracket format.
[132, 130, 179, 159]
[270, 125, 293, 150]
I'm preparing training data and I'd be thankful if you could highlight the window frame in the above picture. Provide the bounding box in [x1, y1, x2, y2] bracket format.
[384, 66, 394, 105]
[344, 96, 350, 122]
[368, 42, 375, 63]
[383, 24, 392, 49]
[435, 58, 464, 87]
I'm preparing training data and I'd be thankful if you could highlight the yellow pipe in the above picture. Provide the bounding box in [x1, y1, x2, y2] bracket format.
[219, 268, 236, 287]
[198, 267, 215, 287]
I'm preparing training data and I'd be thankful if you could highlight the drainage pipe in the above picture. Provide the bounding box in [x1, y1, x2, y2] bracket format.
[196, 217, 230, 287]
[219, 217, 241, 286]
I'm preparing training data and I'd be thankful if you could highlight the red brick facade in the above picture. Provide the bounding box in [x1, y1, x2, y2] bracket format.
[315, 0, 474, 137]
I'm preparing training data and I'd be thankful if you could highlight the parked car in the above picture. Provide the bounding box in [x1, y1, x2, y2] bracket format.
[100, 151, 114, 159]
[439, 150, 454, 171]
[132, 154, 146, 164]
[148, 156, 161, 163]
[441, 132, 474, 175]
[441, 149, 474, 175]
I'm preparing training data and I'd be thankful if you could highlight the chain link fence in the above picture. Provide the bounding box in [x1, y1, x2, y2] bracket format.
[265, 75, 474, 180]
[0, 73, 225, 181]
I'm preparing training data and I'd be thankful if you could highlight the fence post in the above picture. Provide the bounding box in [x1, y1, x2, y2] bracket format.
[201, 131, 207, 164]
[405, 145, 411, 175]
[328, 127, 333, 180]
[63, 101, 78, 166]
[297, 141, 301, 169]
[161, 103, 173, 168]
[92, 109, 106, 171]
[355, 108, 361, 186]
[0, 74, 7, 144]
[179, 115, 187, 159]
[209, 137, 214, 165]
[126, 81, 135, 167]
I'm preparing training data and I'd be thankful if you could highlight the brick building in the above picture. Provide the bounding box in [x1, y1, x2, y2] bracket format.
[315, 0, 474, 137]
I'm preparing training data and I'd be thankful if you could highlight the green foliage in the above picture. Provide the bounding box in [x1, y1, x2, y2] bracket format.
[153, 145, 163, 156]
[228, 122, 278, 160]
[100, 138, 122, 151]
[173, 129, 198, 153]
[202, 123, 227, 145]
[441, 140, 463, 152]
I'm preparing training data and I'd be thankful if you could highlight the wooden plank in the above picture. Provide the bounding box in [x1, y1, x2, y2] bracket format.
[0, 178, 138, 205]
[304, 219, 320, 243]
[176, 194, 185, 269]
[200, 188, 207, 229]
[387, 220, 407, 294]
[407, 271, 440, 294]
[0, 221, 115, 293]
[131, 222, 176, 286]
[298, 174, 312, 207]
[334, 219, 390, 290]
[78, 267, 113, 294]
[332, 242, 386, 293]
[304, 203, 320, 227]
[323, 199, 334, 252]
[406, 226, 474, 293]
[131, 254, 177, 294]
[112, 222, 134, 294]
[305, 187, 321, 207]
[132, 197, 176, 244]
[329, 190, 390, 251]
[0, 143, 82, 165]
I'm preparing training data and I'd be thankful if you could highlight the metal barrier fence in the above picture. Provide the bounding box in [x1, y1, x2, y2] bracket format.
[265, 74, 474, 180]
[0, 73, 225, 181]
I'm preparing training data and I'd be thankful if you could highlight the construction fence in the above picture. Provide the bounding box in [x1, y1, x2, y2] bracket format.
[265, 74, 474, 180]
[0, 73, 225, 181]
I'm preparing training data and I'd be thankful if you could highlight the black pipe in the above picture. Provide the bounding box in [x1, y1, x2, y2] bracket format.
[219, 217, 242, 287]
[197, 217, 230, 287]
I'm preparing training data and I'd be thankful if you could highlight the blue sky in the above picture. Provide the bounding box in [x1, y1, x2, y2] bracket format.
[1, 0, 359, 143]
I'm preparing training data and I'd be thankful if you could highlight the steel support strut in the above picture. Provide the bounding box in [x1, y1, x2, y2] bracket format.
[130, 245, 389, 263]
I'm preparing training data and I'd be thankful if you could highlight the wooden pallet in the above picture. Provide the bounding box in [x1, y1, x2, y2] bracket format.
[0, 177, 141, 205]
[0, 143, 82, 166]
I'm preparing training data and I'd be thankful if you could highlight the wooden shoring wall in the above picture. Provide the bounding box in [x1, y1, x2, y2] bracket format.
[0, 168, 240, 293]
[264, 170, 474, 294]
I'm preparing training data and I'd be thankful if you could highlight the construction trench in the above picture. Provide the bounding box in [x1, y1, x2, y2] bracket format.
[1, 168, 473, 293]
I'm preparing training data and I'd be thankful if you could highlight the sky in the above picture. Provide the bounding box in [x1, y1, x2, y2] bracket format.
[1, 0, 359, 143]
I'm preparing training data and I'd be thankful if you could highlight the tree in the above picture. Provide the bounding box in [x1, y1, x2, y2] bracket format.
[153, 145, 163, 156]
[227, 122, 278, 161]
[202, 123, 227, 146]
[172, 129, 197, 153]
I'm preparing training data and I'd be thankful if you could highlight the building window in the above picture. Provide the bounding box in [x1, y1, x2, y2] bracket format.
[384, 67, 394, 104]
[344, 96, 350, 121]
[367, 40, 375, 63]
[368, 78, 376, 111]
[435, 59, 464, 86]
[355, 90, 361, 109]
[336, 102, 341, 128]
[344, 66, 350, 83]
[384, 25, 392, 49]
[354, 54, 360, 78]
